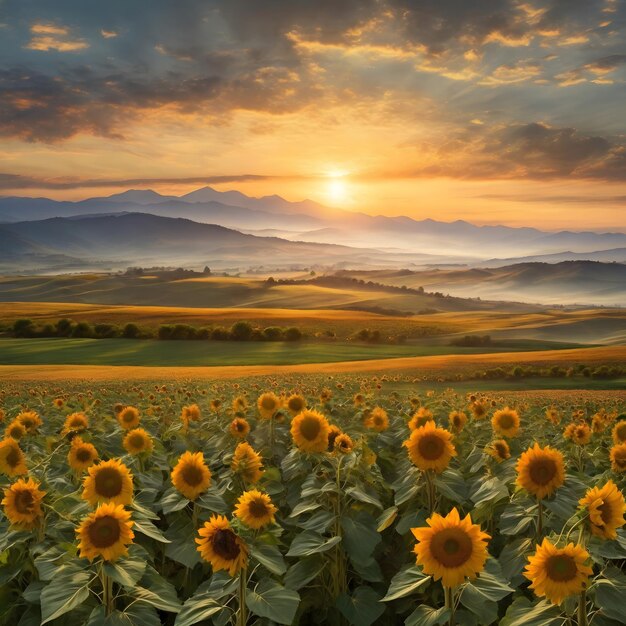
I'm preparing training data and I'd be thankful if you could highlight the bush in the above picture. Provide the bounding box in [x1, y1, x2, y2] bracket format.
[72, 322, 94, 338]
[122, 323, 141, 339]
[94, 323, 119, 339]
[13, 319, 35, 338]
[56, 318, 74, 337]
[230, 321, 254, 341]
[262, 326, 284, 341]
[211, 326, 230, 340]
[285, 327, 303, 341]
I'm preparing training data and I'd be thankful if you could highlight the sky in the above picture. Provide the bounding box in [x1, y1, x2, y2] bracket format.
[0, 0, 625, 230]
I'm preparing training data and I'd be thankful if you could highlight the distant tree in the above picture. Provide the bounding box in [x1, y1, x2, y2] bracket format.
[203, 266, 211, 275]
[72, 322, 94, 338]
[94, 323, 119, 338]
[122, 323, 141, 339]
[262, 326, 284, 341]
[13, 319, 35, 338]
[230, 321, 254, 341]
[285, 327, 303, 341]
[211, 326, 230, 340]
[56, 318, 74, 337]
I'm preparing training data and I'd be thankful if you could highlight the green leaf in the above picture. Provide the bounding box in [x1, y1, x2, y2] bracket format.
[434, 469, 468, 504]
[286, 531, 341, 557]
[382, 565, 431, 602]
[34, 546, 68, 582]
[133, 566, 182, 613]
[296, 509, 334, 533]
[133, 519, 171, 544]
[499, 503, 534, 536]
[245, 580, 300, 625]
[594, 569, 626, 623]
[289, 500, 321, 517]
[405, 605, 450, 626]
[174, 593, 223, 626]
[195, 489, 228, 514]
[161, 488, 189, 514]
[40, 567, 91, 624]
[470, 477, 509, 507]
[346, 485, 383, 509]
[250, 542, 287, 576]
[377, 506, 398, 532]
[165, 517, 201, 569]
[500, 597, 562, 626]
[460, 559, 514, 624]
[284, 556, 325, 590]
[341, 513, 381, 566]
[86, 604, 162, 626]
[337, 586, 385, 626]
[103, 553, 147, 588]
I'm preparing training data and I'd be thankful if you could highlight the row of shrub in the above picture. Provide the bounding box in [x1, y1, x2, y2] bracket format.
[477, 363, 626, 380]
[6, 318, 304, 342]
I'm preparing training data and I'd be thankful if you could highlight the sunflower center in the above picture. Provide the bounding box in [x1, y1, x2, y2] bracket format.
[616, 424, 626, 441]
[181, 464, 204, 486]
[76, 448, 92, 462]
[430, 528, 473, 567]
[94, 467, 123, 497]
[289, 399, 304, 412]
[14, 490, 34, 514]
[248, 498, 269, 518]
[528, 458, 557, 485]
[88, 516, 121, 548]
[598, 500, 612, 525]
[129, 434, 145, 449]
[546, 555, 577, 582]
[261, 397, 276, 411]
[498, 414, 515, 429]
[418, 434, 445, 460]
[213, 529, 241, 560]
[6, 446, 20, 467]
[300, 416, 321, 441]
[8, 426, 22, 438]
[495, 442, 508, 458]
[236, 422, 245, 432]
[616, 452, 626, 468]
[70, 419, 85, 428]
[123, 413, 135, 423]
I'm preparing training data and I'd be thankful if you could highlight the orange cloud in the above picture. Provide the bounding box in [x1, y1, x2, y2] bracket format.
[25, 23, 89, 52]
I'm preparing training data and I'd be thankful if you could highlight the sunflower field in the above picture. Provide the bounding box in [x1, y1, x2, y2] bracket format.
[0, 378, 625, 626]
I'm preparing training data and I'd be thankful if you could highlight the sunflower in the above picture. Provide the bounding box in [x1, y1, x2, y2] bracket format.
[76, 503, 134, 562]
[17, 410, 42, 433]
[365, 407, 389, 432]
[516, 443, 565, 500]
[409, 407, 433, 431]
[491, 407, 520, 438]
[232, 396, 248, 413]
[0, 438, 27, 476]
[257, 392, 280, 419]
[353, 393, 365, 407]
[610, 443, 626, 472]
[291, 410, 331, 453]
[182, 404, 201, 423]
[612, 420, 626, 445]
[229, 418, 250, 439]
[2, 478, 45, 529]
[448, 411, 467, 433]
[471, 401, 487, 420]
[524, 539, 592, 605]
[232, 442, 264, 484]
[563, 422, 591, 445]
[196, 515, 248, 576]
[117, 406, 140, 430]
[545, 406, 561, 425]
[404, 421, 456, 474]
[62, 412, 89, 435]
[411, 508, 490, 588]
[579, 480, 626, 539]
[234, 489, 278, 529]
[327, 425, 342, 451]
[53, 398, 65, 408]
[485, 439, 511, 463]
[82, 459, 134, 506]
[286, 394, 306, 416]
[5, 419, 26, 440]
[210, 399, 222, 413]
[123, 428, 154, 455]
[68, 436, 99, 472]
[171, 451, 211, 500]
[334, 433, 354, 454]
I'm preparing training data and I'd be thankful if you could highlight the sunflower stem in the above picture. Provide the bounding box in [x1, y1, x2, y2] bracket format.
[444, 586, 455, 626]
[578, 590, 588, 626]
[425, 470, 436, 514]
[100, 567, 113, 616]
[237, 568, 247, 626]
[536, 499, 543, 539]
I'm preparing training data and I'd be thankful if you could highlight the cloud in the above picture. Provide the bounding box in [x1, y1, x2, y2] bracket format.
[25, 22, 89, 52]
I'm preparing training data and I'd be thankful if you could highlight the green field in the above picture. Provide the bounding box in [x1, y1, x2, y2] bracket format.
[0, 337, 582, 366]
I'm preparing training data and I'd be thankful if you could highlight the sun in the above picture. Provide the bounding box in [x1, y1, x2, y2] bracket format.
[325, 170, 349, 204]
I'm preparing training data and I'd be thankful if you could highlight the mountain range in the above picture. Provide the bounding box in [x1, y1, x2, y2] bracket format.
[1, 187, 626, 262]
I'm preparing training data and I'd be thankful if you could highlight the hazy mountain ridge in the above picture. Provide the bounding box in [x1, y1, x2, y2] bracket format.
[2, 187, 626, 259]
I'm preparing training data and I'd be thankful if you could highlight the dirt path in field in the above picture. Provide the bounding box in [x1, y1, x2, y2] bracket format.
[0, 346, 624, 381]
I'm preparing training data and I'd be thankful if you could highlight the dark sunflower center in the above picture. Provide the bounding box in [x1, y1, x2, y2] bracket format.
[546, 555, 577, 582]
[122, 413, 135, 423]
[181, 464, 204, 486]
[261, 397, 276, 411]
[213, 529, 241, 560]
[528, 458, 557, 485]
[76, 448, 92, 462]
[70, 419, 85, 429]
[328, 431, 339, 448]
[616, 424, 626, 441]
[498, 414, 515, 429]
[616, 453, 626, 468]
[8, 425, 22, 437]
[21, 419, 34, 429]
[418, 434, 445, 460]
[94, 467, 123, 497]
[248, 499, 269, 518]
[598, 501, 612, 524]
[6, 446, 20, 467]
[495, 443, 508, 458]
[289, 399, 304, 412]
[300, 416, 321, 441]
[88, 515, 121, 548]
[235, 422, 245, 432]
[430, 528, 473, 568]
[14, 490, 34, 514]
[374, 416, 384, 425]
[129, 434, 145, 449]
